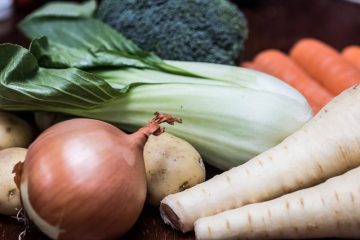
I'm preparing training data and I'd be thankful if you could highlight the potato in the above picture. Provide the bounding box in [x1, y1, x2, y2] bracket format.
[34, 111, 70, 131]
[0, 147, 27, 215]
[0, 112, 32, 149]
[144, 132, 205, 205]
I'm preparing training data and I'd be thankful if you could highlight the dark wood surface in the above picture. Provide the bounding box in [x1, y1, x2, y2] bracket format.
[1, 0, 360, 239]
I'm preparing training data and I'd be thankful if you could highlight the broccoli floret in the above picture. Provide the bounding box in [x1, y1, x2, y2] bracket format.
[97, 0, 248, 65]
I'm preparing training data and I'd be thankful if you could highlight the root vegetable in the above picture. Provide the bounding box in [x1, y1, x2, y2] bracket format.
[253, 49, 333, 113]
[290, 38, 360, 95]
[195, 166, 360, 239]
[18, 112, 180, 240]
[160, 84, 360, 232]
[144, 132, 205, 206]
[0, 148, 27, 215]
[342, 45, 360, 70]
[240, 62, 261, 70]
[0, 112, 32, 149]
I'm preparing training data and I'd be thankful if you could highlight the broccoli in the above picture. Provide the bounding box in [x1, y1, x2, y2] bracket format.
[97, 0, 248, 65]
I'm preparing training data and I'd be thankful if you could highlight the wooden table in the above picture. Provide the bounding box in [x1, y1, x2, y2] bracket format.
[1, 0, 360, 239]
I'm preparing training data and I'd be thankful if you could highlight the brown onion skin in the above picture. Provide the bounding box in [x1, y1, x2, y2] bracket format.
[21, 119, 149, 240]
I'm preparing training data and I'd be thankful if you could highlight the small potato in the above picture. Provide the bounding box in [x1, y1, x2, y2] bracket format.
[34, 111, 70, 131]
[0, 147, 27, 215]
[0, 112, 32, 150]
[144, 132, 205, 205]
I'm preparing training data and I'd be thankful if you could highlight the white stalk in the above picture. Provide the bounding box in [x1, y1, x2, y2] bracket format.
[86, 66, 313, 170]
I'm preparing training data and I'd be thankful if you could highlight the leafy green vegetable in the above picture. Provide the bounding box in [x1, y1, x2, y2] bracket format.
[0, 41, 312, 170]
[23, 19, 161, 70]
[19, 0, 167, 70]
[22, 17, 297, 92]
[3, 1, 313, 170]
[0, 43, 119, 110]
[88, 67, 312, 171]
[21, 0, 96, 21]
[23, 17, 195, 76]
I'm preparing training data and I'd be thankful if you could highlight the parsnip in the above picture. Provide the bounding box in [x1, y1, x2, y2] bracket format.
[160, 84, 360, 232]
[195, 166, 360, 239]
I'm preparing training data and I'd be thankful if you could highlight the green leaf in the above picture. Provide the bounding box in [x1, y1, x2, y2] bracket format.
[21, 0, 96, 21]
[0, 44, 120, 111]
[20, 16, 163, 69]
[19, 0, 158, 69]
[19, 2, 197, 76]
[22, 18, 142, 54]
[29, 36, 153, 69]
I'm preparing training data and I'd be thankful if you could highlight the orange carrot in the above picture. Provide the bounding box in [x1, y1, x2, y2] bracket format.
[342, 45, 360, 70]
[290, 38, 360, 95]
[250, 50, 333, 113]
[240, 61, 263, 71]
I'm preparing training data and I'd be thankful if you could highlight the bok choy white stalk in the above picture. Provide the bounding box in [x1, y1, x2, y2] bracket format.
[85, 67, 313, 170]
[0, 1, 313, 169]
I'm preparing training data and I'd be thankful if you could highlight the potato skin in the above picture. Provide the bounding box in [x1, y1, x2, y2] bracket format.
[0, 147, 27, 215]
[144, 133, 205, 205]
[34, 112, 70, 131]
[0, 112, 32, 149]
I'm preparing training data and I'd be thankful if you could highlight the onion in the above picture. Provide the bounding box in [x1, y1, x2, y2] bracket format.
[16, 113, 181, 240]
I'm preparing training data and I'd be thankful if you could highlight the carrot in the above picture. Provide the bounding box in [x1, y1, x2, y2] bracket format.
[160, 84, 360, 233]
[290, 38, 360, 95]
[342, 45, 360, 70]
[253, 49, 333, 113]
[195, 166, 360, 239]
[240, 61, 265, 71]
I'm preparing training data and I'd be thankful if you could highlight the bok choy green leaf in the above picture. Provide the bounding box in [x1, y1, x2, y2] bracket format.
[20, 0, 96, 21]
[0, 43, 119, 110]
[21, 8, 191, 75]
[24, 20, 162, 70]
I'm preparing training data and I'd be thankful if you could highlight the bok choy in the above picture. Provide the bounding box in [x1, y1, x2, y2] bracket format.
[0, 1, 313, 170]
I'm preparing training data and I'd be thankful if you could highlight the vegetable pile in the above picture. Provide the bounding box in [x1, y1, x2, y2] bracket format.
[97, 0, 248, 65]
[161, 81, 360, 239]
[3, 1, 360, 240]
[0, 1, 313, 239]
[0, 0, 312, 171]
[18, 113, 180, 239]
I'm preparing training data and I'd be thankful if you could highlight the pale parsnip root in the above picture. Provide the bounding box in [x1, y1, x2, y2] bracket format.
[160, 84, 360, 232]
[195, 166, 360, 239]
